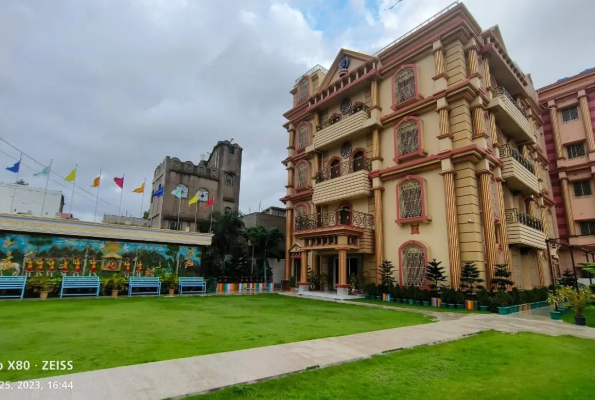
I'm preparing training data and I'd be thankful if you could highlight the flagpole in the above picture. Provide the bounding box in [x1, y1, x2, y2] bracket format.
[117, 174, 125, 224]
[194, 201, 198, 232]
[40, 159, 53, 217]
[139, 178, 146, 218]
[9, 153, 23, 213]
[177, 196, 181, 231]
[209, 209, 213, 233]
[69, 164, 77, 214]
[93, 169, 102, 222]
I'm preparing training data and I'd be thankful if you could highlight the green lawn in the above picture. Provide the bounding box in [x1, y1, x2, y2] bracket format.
[562, 305, 595, 327]
[0, 294, 429, 381]
[194, 331, 595, 400]
[351, 298, 488, 313]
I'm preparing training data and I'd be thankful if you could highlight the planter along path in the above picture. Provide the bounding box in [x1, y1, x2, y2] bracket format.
[4, 310, 594, 400]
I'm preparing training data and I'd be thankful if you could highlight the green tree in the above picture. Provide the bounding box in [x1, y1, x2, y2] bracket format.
[460, 261, 484, 298]
[245, 225, 284, 283]
[210, 210, 245, 274]
[142, 211, 149, 220]
[377, 260, 395, 293]
[425, 259, 447, 295]
[491, 264, 513, 292]
[559, 268, 578, 288]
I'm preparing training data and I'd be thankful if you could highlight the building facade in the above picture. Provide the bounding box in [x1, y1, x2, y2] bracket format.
[149, 140, 242, 232]
[0, 182, 64, 217]
[102, 214, 151, 228]
[281, 3, 557, 294]
[539, 68, 595, 275]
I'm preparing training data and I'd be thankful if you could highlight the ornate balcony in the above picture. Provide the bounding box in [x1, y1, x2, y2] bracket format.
[294, 210, 375, 253]
[500, 145, 539, 195]
[487, 87, 535, 144]
[505, 208, 546, 249]
[313, 104, 376, 150]
[313, 158, 371, 205]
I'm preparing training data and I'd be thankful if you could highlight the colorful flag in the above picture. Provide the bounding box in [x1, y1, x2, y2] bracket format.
[133, 182, 145, 193]
[91, 176, 101, 188]
[6, 160, 20, 173]
[152, 187, 164, 198]
[171, 187, 183, 199]
[205, 197, 214, 208]
[114, 176, 124, 189]
[188, 191, 199, 205]
[65, 168, 76, 182]
[34, 165, 50, 177]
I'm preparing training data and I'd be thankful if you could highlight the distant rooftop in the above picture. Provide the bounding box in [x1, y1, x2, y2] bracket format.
[555, 67, 595, 83]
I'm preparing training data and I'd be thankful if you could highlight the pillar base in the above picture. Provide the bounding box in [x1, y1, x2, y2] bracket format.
[336, 284, 349, 296]
[297, 282, 310, 293]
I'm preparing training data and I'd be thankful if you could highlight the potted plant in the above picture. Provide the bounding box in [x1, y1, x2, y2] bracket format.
[477, 288, 491, 312]
[163, 274, 179, 296]
[318, 273, 326, 291]
[106, 273, 126, 298]
[307, 267, 319, 291]
[29, 276, 56, 301]
[393, 285, 402, 303]
[495, 290, 513, 315]
[548, 291, 563, 320]
[349, 274, 358, 295]
[421, 289, 430, 306]
[408, 285, 416, 305]
[557, 286, 593, 326]
[439, 287, 448, 308]
[455, 290, 465, 309]
[289, 275, 296, 292]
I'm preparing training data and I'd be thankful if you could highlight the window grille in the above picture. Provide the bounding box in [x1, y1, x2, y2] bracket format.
[397, 120, 419, 156]
[561, 106, 579, 123]
[399, 179, 422, 219]
[296, 125, 308, 149]
[296, 163, 307, 187]
[401, 244, 426, 286]
[573, 180, 592, 197]
[579, 220, 595, 236]
[567, 143, 585, 159]
[395, 68, 415, 103]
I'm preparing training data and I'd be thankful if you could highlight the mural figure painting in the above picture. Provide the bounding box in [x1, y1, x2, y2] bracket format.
[0, 233, 202, 278]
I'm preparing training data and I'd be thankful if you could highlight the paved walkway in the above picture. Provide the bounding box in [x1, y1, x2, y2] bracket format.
[4, 311, 594, 400]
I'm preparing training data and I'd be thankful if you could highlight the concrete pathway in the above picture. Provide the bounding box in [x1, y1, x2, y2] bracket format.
[4, 311, 594, 400]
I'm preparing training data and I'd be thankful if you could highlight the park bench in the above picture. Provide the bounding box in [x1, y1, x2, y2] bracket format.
[178, 277, 206, 295]
[128, 276, 161, 297]
[60, 276, 100, 298]
[0, 276, 27, 300]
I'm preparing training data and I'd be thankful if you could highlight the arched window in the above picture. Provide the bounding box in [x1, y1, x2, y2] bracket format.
[398, 178, 422, 220]
[396, 120, 420, 158]
[298, 78, 309, 102]
[296, 125, 308, 150]
[295, 162, 308, 188]
[394, 67, 415, 104]
[400, 242, 427, 286]
[330, 159, 341, 178]
[176, 184, 188, 199]
[352, 151, 365, 172]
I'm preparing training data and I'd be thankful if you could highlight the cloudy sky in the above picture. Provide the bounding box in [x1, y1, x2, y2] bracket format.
[1, 0, 593, 222]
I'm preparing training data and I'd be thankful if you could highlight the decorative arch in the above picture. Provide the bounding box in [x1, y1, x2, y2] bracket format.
[395, 176, 428, 225]
[398, 240, 428, 287]
[327, 156, 342, 178]
[393, 116, 425, 162]
[294, 160, 311, 190]
[350, 147, 368, 172]
[335, 202, 353, 226]
[295, 122, 311, 151]
[391, 64, 419, 110]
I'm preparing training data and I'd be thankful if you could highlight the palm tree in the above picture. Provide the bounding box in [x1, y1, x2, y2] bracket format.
[210, 210, 245, 271]
[245, 225, 284, 283]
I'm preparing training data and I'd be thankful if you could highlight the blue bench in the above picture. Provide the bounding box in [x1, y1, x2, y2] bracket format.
[179, 277, 206, 295]
[0, 276, 27, 300]
[60, 276, 100, 298]
[128, 277, 161, 297]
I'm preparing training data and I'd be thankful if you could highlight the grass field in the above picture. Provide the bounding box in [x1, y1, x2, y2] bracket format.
[562, 305, 595, 327]
[0, 294, 429, 381]
[194, 331, 595, 400]
[350, 298, 489, 314]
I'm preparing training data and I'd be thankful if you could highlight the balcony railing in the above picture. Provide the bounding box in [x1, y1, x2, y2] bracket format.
[315, 157, 372, 183]
[492, 87, 527, 118]
[317, 104, 370, 131]
[505, 209, 543, 232]
[500, 145, 534, 174]
[295, 210, 374, 231]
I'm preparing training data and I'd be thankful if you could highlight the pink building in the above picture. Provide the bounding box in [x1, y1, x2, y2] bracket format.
[539, 68, 595, 279]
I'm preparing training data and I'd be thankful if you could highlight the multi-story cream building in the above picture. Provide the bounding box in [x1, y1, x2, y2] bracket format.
[281, 2, 557, 294]
[539, 68, 595, 275]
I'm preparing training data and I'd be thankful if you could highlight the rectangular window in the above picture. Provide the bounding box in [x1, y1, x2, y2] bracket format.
[573, 180, 592, 197]
[168, 220, 180, 231]
[567, 142, 586, 159]
[225, 173, 233, 187]
[579, 220, 595, 236]
[561, 106, 579, 123]
[229, 146, 235, 155]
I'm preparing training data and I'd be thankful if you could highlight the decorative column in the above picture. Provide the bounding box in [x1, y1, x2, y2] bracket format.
[578, 90, 595, 152]
[472, 107, 486, 139]
[560, 177, 577, 236]
[314, 112, 320, 133]
[478, 171, 498, 285]
[442, 171, 461, 289]
[372, 187, 385, 284]
[488, 112, 498, 146]
[548, 104, 564, 159]
[371, 80, 379, 108]
[336, 248, 349, 296]
[433, 42, 445, 77]
[483, 55, 492, 93]
[372, 128, 381, 160]
[535, 250, 545, 287]
[284, 208, 293, 282]
[439, 108, 450, 137]
[288, 129, 296, 157]
[494, 179, 510, 266]
[298, 250, 309, 293]
[467, 46, 479, 77]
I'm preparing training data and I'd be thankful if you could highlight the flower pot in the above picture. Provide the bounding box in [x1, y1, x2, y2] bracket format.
[480, 305, 489, 312]
[376, 296, 382, 301]
[414, 300, 422, 306]
[391, 297, 398, 302]
[422, 301, 430, 306]
[448, 304, 455, 309]
[498, 307, 508, 315]
[440, 303, 447, 308]
[400, 299, 406, 303]
[39, 291, 49, 301]
[365, 294, 370, 299]
[456, 304, 465, 309]
[408, 299, 415, 305]
[575, 316, 586, 326]
[549, 311, 562, 320]
[168, 288, 175, 297]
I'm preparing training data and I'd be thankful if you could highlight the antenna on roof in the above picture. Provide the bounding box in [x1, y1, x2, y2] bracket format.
[200, 154, 206, 161]
[230, 138, 234, 143]
[385, 0, 403, 11]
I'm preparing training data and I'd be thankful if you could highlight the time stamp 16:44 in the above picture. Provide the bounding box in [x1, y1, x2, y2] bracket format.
[0, 361, 74, 391]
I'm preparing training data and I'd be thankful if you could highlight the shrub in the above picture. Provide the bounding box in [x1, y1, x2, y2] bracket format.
[477, 288, 490, 307]
[460, 260, 484, 299]
[365, 283, 376, 297]
[510, 287, 522, 305]
[491, 264, 514, 292]
[377, 260, 396, 289]
[494, 291, 513, 307]
[559, 269, 578, 288]
[289, 275, 296, 288]
[425, 259, 447, 295]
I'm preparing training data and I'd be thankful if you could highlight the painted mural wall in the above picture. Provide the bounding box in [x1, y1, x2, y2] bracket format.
[0, 233, 202, 278]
